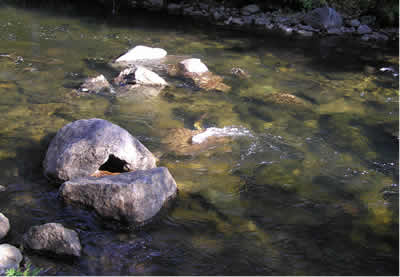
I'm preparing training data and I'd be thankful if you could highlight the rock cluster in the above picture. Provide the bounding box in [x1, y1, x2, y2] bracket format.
[78, 45, 230, 96]
[128, 1, 397, 42]
[44, 118, 177, 227]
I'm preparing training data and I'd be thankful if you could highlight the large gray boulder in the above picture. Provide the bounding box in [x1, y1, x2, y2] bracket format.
[23, 223, 81, 257]
[303, 7, 343, 30]
[43, 118, 157, 183]
[0, 244, 23, 275]
[59, 167, 178, 225]
[0, 214, 9, 240]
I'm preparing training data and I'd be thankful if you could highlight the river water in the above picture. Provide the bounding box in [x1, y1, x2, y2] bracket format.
[0, 2, 398, 275]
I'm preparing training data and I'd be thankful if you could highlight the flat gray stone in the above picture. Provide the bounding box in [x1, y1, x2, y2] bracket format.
[23, 223, 81, 257]
[60, 167, 178, 225]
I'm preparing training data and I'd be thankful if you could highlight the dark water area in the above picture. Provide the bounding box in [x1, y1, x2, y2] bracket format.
[0, 1, 398, 275]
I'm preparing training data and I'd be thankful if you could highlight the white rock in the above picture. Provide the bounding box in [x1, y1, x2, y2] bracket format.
[135, 66, 168, 86]
[179, 58, 209, 74]
[116, 45, 167, 62]
[0, 244, 23, 275]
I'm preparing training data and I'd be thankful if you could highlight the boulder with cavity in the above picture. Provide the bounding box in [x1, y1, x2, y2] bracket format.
[43, 118, 157, 183]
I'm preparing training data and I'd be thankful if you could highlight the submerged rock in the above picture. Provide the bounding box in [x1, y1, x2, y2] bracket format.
[43, 118, 156, 183]
[114, 66, 167, 87]
[160, 126, 251, 155]
[115, 45, 167, 63]
[59, 167, 177, 226]
[78, 75, 111, 94]
[170, 58, 231, 92]
[241, 4, 260, 16]
[0, 214, 9, 240]
[303, 7, 343, 30]
[0, 244, 23, 275]
[231, 67, 250, 79]
[357, 24, 372, 35]
[23, 223, 81, 257]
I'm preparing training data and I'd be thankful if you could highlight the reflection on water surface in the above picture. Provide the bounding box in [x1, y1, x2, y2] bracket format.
[0, 3, 398, 275]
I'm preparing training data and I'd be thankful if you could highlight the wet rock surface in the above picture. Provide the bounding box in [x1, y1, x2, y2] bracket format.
[115, 45, 167, 63]
[23, 223, 82, 257]
[78, 74, 111, 94]
[0, 214, 9, 241]
[303, 7, 343, 30]
[0, 244, 23, 275]
[169, 58, 230, 92]
[59, 167, 178, 226]
[43, 118, 157, 183]
[113, 66, 167, 87]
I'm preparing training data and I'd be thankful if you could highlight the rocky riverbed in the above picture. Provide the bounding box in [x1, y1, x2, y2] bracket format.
[128, 1, 399, 44]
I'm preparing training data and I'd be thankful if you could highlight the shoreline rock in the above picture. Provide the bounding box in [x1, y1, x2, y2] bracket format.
[128, 2, 398, 44]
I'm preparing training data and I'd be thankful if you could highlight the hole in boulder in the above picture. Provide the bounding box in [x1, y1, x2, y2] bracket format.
[99, 154, 128, 173]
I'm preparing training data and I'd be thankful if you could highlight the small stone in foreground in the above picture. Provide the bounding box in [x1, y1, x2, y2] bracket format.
[0, 244, 23, 275]
[23, 223, 81, 257]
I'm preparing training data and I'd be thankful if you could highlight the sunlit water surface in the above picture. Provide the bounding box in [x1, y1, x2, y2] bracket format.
[0, 3, 398, 275]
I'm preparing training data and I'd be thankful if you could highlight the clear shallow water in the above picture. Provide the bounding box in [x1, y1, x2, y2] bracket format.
[0, 3, 398, 275]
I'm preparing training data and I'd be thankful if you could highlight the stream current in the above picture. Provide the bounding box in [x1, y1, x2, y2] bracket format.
[0, 3, 398, 275]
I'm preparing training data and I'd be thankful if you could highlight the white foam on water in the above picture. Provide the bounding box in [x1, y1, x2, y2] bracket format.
[191, 126, 253, 144]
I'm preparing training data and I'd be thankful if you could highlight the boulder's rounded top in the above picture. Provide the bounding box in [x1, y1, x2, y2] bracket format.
[43, 118, 157, 183]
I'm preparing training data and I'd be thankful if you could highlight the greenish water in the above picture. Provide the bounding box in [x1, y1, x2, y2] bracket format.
[0, 3, 398, 275]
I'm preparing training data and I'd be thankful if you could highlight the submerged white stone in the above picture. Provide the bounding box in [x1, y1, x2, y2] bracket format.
[191, 126, 253, 144]
[116, 45, 167, 62]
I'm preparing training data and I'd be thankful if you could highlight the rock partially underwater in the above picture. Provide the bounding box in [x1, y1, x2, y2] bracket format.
[168, 58, 231, 92]
[59, 167, 178, 226]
